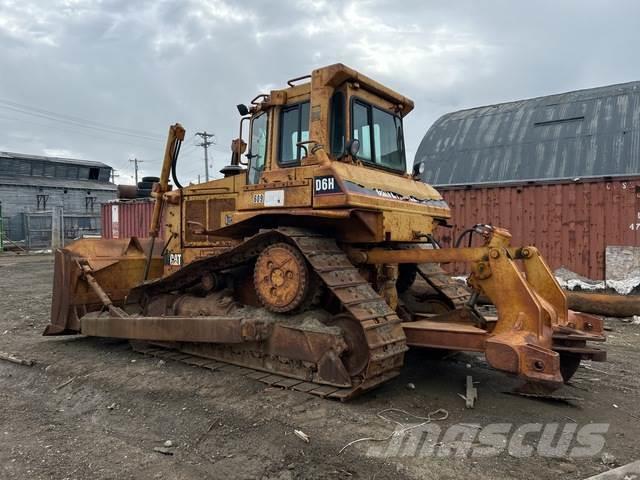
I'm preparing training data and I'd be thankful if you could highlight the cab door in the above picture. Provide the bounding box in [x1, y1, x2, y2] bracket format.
[246, 111, 268, 185]
[261, 100, 313, 208]
[277, 101, 310, 167]
[239, 101, 313, 211]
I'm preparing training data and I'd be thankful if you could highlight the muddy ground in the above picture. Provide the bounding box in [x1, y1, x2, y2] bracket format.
[0, 254, 638, 480]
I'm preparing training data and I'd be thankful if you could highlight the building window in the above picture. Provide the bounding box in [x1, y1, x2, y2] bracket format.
[89, 168, 100, 180]
[85, 196, 96, 212]
[31, 161, 44, 176]
[36, 194, 49, 210]
[278, 102, 310, 165]
[78, 217, 91, 229]
[67, 166, 79, 179]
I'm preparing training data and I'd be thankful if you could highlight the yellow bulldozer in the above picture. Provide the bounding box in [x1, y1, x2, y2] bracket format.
[44, 64, 605, 400]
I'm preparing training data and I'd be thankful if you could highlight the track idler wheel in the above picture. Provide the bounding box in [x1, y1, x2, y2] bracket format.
[324, 314, 369, 377]
[254, 242, 311, 313]
[559, 352, 581, 383]
[418, 293, 455, 314]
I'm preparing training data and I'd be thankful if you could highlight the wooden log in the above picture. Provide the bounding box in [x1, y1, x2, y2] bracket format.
[476, 290, 638, 318]
[0, 351, 35, 366]
[565, 291, 640, 318]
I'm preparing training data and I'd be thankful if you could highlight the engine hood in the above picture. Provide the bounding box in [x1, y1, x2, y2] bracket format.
[328, 161, 449, 211]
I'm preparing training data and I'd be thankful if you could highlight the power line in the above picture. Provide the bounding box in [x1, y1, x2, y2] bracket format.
[0, 98, 238, 161]
[0, 101, 164, 143]
[0, 105, 164, 142]
[179, 143, 201, 158]
[0, 97, 165, 140]
[0, 114, 162, 156]
[0, 115, 156, 175]
[0, 99, 233, 178]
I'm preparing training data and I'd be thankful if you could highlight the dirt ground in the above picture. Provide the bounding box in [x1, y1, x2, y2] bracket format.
[0, 254, 639, 480]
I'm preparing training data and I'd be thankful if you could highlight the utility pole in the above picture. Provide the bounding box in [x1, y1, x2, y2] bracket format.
[129, 158, 144, 184]
[110, 169, 120, 183]
[198, 174, 201, 184]
[195, 131, 215, 182]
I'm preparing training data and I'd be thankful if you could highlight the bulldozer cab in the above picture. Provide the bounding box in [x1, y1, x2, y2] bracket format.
[242, 64, 411, 183]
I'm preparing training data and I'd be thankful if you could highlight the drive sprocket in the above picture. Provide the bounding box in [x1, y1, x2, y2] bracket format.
[254, 242, 310, 313]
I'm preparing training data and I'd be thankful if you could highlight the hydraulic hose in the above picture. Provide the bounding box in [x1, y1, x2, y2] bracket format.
[454, 224, 494, 248]
[171, 138, 183, 189]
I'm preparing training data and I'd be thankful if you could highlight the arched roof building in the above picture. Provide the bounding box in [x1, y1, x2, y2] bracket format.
[415, 81, 640, 187]
[414, 82, 640, 281]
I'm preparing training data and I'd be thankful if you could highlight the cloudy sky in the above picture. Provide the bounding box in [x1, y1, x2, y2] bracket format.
[1, 0, 639, 184]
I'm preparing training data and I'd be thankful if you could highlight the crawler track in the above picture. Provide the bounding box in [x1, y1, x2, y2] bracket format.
[130, 228, 407, 400]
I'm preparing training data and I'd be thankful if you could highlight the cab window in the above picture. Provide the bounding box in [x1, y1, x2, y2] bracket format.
[279, 101, 309, 165]
[330, 91, 346, 157]
[351, 99, 406, 173]
[352, 101, 372, 161]
[248, 112, 267, 184]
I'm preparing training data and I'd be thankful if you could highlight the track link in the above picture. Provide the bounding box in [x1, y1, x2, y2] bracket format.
[416, 263, 472, 308]
[396, 244, 472, 309]
[131, 341, 399, 400]
[286, 229, 408, 385]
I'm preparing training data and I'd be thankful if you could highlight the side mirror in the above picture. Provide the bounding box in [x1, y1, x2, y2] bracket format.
[230, 138, 248, 168]
[231, 138, 247, 155]
[345, 139, 360, 158]
[236, 104, 250, 116]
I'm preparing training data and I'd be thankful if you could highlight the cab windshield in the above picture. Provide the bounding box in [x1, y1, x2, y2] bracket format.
[351, 99, 406, 173]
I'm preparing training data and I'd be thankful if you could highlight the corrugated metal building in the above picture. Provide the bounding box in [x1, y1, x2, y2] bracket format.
[414, 81, 640, 280]
[0, 151, 117, 247]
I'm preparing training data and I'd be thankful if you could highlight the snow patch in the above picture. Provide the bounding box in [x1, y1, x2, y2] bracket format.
[449, 269, 640, 296]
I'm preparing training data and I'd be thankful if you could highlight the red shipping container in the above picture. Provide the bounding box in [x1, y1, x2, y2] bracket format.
[101, 199, 162, 240]
[437, 177, 640, 279]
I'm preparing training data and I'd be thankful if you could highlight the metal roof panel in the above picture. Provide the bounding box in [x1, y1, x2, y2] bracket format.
[0, 150, 112, 169]
[0, 175, 117, 191]
[415, 81, 640, 185]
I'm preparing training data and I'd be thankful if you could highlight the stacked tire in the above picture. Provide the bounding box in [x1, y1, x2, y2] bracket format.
[136, 176, 159, 198]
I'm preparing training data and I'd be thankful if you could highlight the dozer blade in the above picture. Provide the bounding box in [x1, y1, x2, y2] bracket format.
[44, 237, 164, 335]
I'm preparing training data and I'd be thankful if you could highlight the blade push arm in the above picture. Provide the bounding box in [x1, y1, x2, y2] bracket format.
[143, 123, 185, 281]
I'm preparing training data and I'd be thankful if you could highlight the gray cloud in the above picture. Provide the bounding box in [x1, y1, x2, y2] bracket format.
[1, 0, 639, 183]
